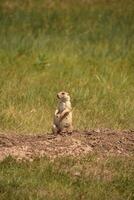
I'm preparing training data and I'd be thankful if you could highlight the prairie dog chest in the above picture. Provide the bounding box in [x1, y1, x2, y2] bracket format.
[58, 101, 71, 113]
[58, 102, 66, 113]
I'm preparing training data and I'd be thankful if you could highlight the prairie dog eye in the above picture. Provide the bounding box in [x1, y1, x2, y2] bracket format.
[61, 92, 65, 95]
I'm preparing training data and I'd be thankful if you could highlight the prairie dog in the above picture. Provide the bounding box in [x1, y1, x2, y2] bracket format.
[52, 91, 73, 134]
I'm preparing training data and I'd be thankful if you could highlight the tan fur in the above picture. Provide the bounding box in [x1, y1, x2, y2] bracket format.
[52, 91, 73, 134]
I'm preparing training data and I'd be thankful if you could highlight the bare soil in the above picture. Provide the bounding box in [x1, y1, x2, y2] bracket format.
[0, 129, 134, 161]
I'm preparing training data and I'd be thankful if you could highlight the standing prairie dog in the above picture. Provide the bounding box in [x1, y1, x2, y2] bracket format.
[52, 91, 73, 134]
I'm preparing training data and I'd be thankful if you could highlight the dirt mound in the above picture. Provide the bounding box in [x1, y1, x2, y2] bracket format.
[0, 129, 134, 161]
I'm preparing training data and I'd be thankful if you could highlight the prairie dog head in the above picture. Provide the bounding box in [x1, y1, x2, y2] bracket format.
[57, 91, 70, 102]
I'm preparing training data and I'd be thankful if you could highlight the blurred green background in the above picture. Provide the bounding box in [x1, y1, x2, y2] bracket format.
[0, 0, 134, 133]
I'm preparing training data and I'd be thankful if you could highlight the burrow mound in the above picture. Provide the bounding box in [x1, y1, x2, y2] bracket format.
[0, 129, 134, 161]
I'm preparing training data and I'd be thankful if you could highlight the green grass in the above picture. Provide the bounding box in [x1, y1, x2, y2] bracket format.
[0, 155, 134, 200]
[0, 0, 134, 133]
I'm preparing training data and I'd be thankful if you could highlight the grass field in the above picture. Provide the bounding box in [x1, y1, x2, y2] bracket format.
[0, 0, 134, 133]
[0, 155, 134, 200]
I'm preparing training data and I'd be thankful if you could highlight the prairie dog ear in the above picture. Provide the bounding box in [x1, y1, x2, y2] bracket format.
[57, 93, 60, 99]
